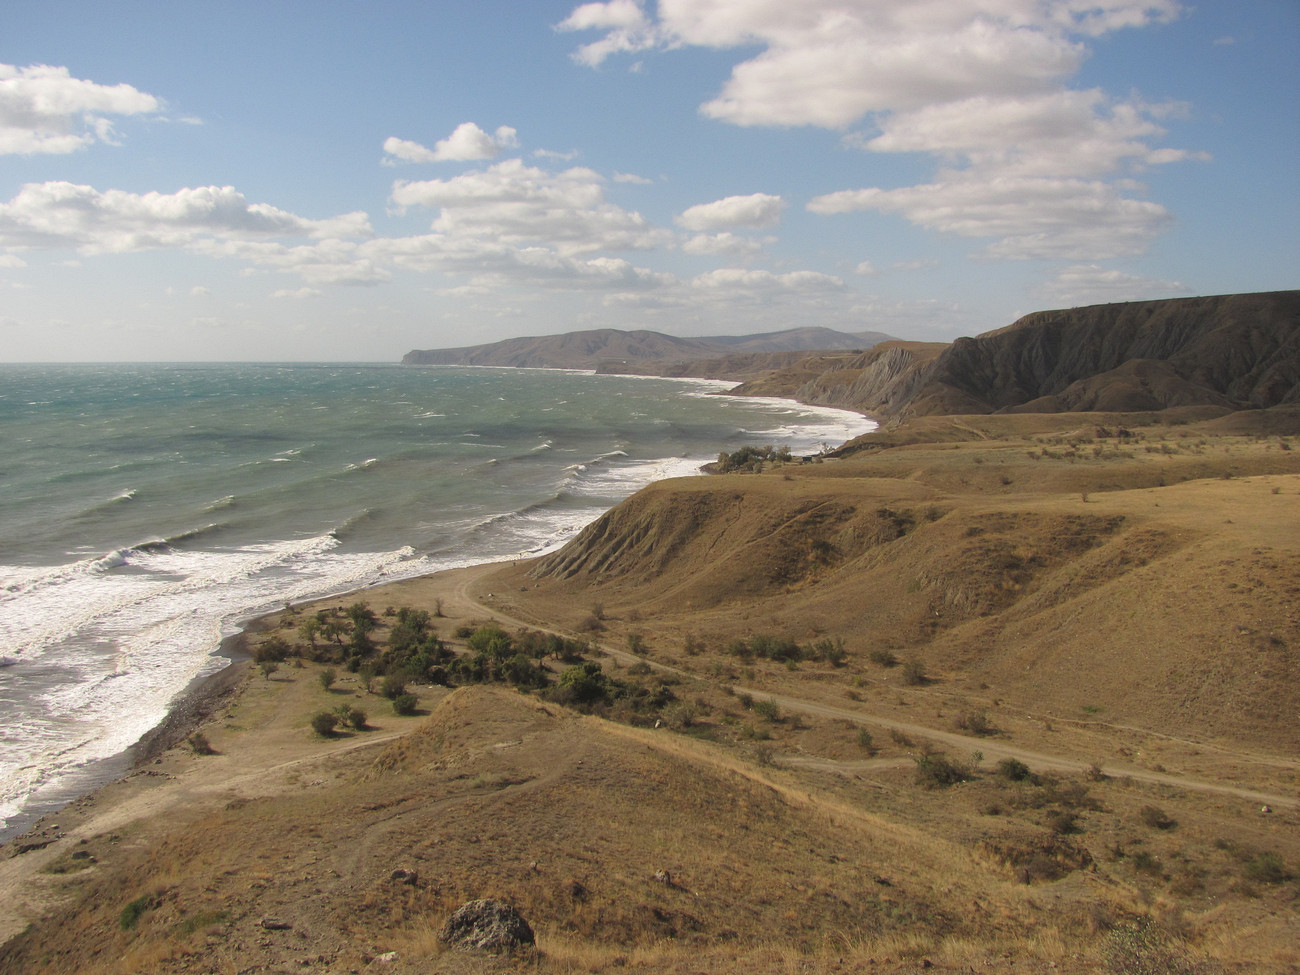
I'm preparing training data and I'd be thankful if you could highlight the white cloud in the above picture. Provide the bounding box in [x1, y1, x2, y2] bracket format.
[860, 90, 1195, 178]
[0, 63, 161, 155]
[190, 285, 210, 297]
[682, 232, 766, 257]
[692, 267, 843, 292]
[533, 148, 580, 161]
[853, 260, 877, 276]
[0, 182, 372, 253]
[383, 123, 519, 164]
[1039, 263, 1184, 305]
[565, 1, 1196, 263]
[613, 171, 654, 184]
[271, 287, 323, 299]
[0, 253, 26, 268]
[391, 158, 669, 254]
[676, 192, 785, 231]
[556, 1, 657, 68]
[810, 174, 1170, 260]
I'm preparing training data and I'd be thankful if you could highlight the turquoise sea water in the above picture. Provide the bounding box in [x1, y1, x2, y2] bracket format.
[0, 363, 875, 838]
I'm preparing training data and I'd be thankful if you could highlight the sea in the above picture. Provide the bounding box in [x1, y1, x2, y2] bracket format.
[0, 362, 875, 840]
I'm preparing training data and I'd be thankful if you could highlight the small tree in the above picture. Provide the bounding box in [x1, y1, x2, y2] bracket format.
[310, 711, 339, 737]
[298, 617, 321, 650]
[259, 660, 279, 680]
[358, 662, 376, 694]
[392, 693, 418, 716]
[345, 707, 367, 730]
[318, 668, 336, 692]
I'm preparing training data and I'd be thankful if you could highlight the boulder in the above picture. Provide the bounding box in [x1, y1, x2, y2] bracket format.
[439, 899, 534, 953]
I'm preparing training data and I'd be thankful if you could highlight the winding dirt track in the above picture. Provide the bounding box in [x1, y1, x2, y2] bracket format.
[455, 563, 1299, 811]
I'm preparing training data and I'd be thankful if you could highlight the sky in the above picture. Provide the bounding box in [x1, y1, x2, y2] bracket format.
[1, 1, 1296, 362]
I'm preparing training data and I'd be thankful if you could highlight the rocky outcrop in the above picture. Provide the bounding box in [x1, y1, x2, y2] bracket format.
[439, 899, 535, 953]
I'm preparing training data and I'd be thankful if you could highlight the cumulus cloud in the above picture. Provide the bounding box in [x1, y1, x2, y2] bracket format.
[1039, 263, 1184, 304]
[564, 1, 1197, 262]
[557, 0, 657, 68]
[382, 123, 519, 164]
[0, 182, 372, 253]
[271, 286, 323, 299]
[391, 158, 670, 254]
[859, 90, 1204, 178]
[810, 173, 1171, 260]
[676, 193, 785, 231]
[0, 63, 161, 155]
[613, 171, 653, 184]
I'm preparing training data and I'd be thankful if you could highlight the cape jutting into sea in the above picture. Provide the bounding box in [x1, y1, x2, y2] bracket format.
[0, 362, 876, 840]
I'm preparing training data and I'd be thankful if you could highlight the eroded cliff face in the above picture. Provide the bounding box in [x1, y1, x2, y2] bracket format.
[731, 292, 1298, 421]
[904, 291, 1300, 418]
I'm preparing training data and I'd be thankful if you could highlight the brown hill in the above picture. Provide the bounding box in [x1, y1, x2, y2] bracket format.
[527, 410, 1300, 752]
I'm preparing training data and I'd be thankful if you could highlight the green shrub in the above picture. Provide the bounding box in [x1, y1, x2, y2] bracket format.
[996, 758, 1032, 781]
[913, 752, 969, 788]
[467, 625, 513, 659]
[119, 892, 159, 931]
[752, 698, 781, 722]
[318, 668, 336, 691]
[955, 710, 994, 735]
[661, 701, 698, 730]
[554, 661, 613, 705]
[310, 711, 339, 737]
[1244, 852, 1289, 884]
[809, 637, 847, 666]
[901, 658, 927, 685]
[253, 635, 290, 663]
[345, 708, 367, 730]
[1139, 805, 1176, 830]
[380, 674, 407, 699]
[868, 648, 898, 667]
[186, 732, 214, 756]
[856, 728, 875, 753]
[749, 634, 801, 662]
[392, 693, 418, 716]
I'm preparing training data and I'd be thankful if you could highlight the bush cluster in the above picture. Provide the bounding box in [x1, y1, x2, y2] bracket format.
[715, 444, 792, 473]
[725, 633, 846, 666]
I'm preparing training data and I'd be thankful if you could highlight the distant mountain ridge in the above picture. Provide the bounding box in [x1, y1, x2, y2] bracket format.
[401, 326, 896, 371]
